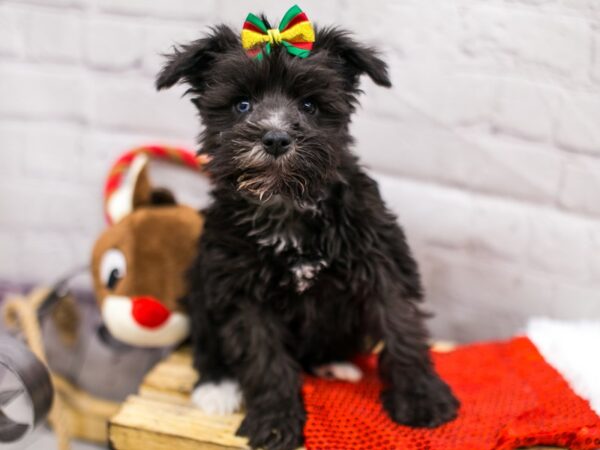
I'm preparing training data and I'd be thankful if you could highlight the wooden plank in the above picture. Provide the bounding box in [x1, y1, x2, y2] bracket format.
[138, 349, 197, 403]
[109, 395, 248, 450]
[53, 375, 120, 443]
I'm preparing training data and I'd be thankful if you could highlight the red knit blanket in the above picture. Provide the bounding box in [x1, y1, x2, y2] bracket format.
[302, 337, 600, 450]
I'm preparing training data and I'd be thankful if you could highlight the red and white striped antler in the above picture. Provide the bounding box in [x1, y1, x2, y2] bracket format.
[103, 145, 209, 224]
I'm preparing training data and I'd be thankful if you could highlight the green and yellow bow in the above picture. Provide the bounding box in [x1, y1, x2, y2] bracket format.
[241, 5, 315, 60]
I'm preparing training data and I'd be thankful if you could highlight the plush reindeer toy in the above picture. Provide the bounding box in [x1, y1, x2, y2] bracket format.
[91, 147, 206, 348]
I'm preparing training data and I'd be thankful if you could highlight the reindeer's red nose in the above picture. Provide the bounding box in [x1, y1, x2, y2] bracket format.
[131, 296, 171, 328]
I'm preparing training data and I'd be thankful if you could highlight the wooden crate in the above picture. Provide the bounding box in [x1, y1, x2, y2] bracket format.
[109, 347, 249, 450]
[108, 345, 558, 450]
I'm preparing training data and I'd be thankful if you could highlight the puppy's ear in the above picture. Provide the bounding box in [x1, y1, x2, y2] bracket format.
[156, 25, 239, 91]
[315, 27, 391, 88]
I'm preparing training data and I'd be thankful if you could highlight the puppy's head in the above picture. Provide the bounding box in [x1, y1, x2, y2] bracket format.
[156, 18, 391, 205]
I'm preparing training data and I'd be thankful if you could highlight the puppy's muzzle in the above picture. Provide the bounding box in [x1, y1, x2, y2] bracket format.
[262, 130, 292, 157]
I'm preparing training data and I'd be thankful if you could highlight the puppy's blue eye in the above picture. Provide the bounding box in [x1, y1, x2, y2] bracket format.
[301, 99, 316, 115]
[235, 99, 252, 113]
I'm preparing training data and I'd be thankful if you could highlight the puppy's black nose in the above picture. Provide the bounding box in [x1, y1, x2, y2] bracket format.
[262, 130, 292, 157]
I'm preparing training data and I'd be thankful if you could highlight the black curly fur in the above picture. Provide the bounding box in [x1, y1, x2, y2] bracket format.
[157, 22, 459, 450]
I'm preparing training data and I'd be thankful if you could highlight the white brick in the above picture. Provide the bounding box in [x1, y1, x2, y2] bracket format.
[92, 78, 197, 136]
[341, 1, 459, 61]
[375, 175, 530, 260]
[423, 250, 555, 341]
[21, 231, 77, 284]
[492, 80, 563, 141]
[0, 183, 31, 227]
[99, 0, 216, 19]
[555, 93, 600, 155]
[559, 0, 600, 20]
[376, 175, 598, 330]
[375, 174, 474, 249]
[360, 67, 497, 127]
[470, 196, 531, 260]
[85, 18, 143, 70]
[590, 227, 600, 282]
[81, 132, 144, 188]
[551, 281, 600, 319]
[457, 0, 559, 5]
[510, 0, 558, 4]
[215, 0, 342, 26]
[527, 209, 591, 280]
[23, 124, 83, 179]
[559, 156, 600, 217]
[0, 4, 26, 57]
[0, 124, 25, 177]
[355, 115, 562, 203]
[354, 113, 453, 179]
[71, 231, 98, 259]
[460, 133, 563, 202]
[0, 65, 87, 121]
[142, 24, 204, 76]
[0, 230, 21, 281]
[16, 0, 89, 7]
[26, 9, 83, 62]
[593, 32, 600, 84]
[424, 244, 600, 341]
[380, 71, 497, 127]
[0, 122, 83, 181]
[0, 180, 97, 232]
[458, 6, 589, 79]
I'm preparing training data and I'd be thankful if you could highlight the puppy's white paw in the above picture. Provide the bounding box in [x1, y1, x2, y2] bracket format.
[314, 362, 363, 382]
[191, 379, 242, 415]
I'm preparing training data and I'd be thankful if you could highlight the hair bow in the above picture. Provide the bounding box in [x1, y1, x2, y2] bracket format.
[241, 5, 315, 60]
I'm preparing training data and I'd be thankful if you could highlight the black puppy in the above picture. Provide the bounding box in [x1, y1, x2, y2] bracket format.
[156, 11, 458, 450]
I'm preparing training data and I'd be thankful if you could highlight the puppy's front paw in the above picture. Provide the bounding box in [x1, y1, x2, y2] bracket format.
[382, 375, 459, 428]
[191, 379, 242, 415]
[236, 405, 305, 450]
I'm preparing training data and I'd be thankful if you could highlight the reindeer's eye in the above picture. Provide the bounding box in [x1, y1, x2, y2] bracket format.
[235, 98, 252, 114]
[100, 249, 127, 290]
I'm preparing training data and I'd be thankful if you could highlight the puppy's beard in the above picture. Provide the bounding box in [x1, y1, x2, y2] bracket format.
[234, 144, 308, 203]
[234, 143, 271, 170]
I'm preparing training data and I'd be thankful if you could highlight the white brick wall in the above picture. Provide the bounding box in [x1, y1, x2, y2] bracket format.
[1, 0, 599, 341]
